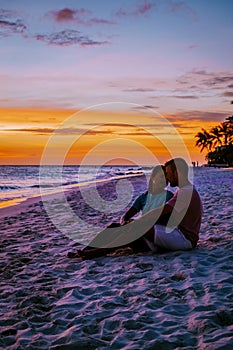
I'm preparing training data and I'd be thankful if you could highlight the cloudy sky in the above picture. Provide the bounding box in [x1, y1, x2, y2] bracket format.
[0, 0, 233, 165]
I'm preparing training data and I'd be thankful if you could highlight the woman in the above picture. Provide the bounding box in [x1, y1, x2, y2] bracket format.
[120, 165, 173, 225]
[68, 165, 173, 259]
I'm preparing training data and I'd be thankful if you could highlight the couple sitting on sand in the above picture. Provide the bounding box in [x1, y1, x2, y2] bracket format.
[68, 158, 203, 260]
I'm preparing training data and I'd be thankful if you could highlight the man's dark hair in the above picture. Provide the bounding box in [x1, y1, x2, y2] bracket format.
[165, 158, 189, 177]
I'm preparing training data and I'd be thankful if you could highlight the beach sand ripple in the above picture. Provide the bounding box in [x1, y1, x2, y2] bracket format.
[0, 170, 233, 349]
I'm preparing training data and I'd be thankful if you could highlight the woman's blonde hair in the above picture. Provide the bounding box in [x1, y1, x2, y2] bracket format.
[148, 165, 167, 193]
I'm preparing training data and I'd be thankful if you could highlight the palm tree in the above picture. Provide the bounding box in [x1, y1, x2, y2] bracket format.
[218, 122, 230, 146]
[225, 116, 233, 144]
[226, 116, 233, 123]
[209, 126, 222, 148]
[195, 129, 213, 152]
[195, 116, 233, 166]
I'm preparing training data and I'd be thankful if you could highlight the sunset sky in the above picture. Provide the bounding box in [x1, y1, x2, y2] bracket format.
[0, 0, 233, 165]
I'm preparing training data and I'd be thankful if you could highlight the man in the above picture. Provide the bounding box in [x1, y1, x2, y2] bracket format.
[143, 157, 203, 251]
[72, 158, 202, 259]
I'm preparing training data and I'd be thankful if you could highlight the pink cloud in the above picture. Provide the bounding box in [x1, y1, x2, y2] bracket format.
[116, 0, 155, 17]
[137, 0, 154, 15]
[167, 1, 198, 21]
[123, 88, 155, 92]
[49, 7, 115, 26]
[51, 8, 91, 22]
[223, 91, 233, 97]
[88, 18, 116, 25]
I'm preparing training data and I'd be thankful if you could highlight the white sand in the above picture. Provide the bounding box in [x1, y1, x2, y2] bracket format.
[0, 173, 233, 349]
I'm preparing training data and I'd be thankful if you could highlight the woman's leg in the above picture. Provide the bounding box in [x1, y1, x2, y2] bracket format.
[82, 222, 121, 251]
[77, 233, 151, 259]
[72, 221, 153, 259]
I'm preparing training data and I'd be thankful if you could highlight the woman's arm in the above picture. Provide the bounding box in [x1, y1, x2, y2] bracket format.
[120, 192, 148, 224]
[110, 204, 174, 248]
[120, 206, 139, 224]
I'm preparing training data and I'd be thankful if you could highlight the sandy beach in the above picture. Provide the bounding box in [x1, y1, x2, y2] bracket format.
[0, 169, 233, 349]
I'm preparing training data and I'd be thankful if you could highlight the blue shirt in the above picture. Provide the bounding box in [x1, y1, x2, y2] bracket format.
[132, 190, 173, 214]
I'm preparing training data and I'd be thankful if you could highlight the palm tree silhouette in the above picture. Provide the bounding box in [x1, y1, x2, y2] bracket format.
[218, 122, 230, 146]
[209, 126, 222, 148]
[195, 129, 213, 152]
[195, 116, 233, 166]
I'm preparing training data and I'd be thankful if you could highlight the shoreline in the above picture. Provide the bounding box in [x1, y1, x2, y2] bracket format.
[0, 173, 144, 218]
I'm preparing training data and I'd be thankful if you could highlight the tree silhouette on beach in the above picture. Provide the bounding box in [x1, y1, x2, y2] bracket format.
[195, 116, 233, 166]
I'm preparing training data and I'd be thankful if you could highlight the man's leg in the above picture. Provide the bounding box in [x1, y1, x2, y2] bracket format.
[143, 226, 155, 242]
[154, 225, 192, 251]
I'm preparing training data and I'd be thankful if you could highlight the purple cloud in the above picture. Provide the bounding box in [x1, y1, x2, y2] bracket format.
[171, 110, 230, 122]
[34, 29, 109, 47]
[49, 7, 115, 26]
[177, 69, 233, 90]
[123, 88, 155, 92]
[0, 7, 112, 47]
[172, 95, 198, 99]
[0, 9, 27, 38]
[116, 0, 155, 17]
[132, 105, 160, 110]
[0, 19, 26, 32]
[206, 76, 233, 86]
[88, 18, 115, 25]
[223, 91, 233, 97]
[136, 0, 155, 15]
[167, 1, 198, 21]
[188, 44, 197, 49]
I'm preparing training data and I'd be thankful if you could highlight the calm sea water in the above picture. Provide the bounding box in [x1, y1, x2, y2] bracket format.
[0, 165, 232, 208]
[0, 165, 148, 205]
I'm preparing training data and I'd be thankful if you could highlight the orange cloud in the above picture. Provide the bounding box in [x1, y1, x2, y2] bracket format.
[0, 107, 221, 165]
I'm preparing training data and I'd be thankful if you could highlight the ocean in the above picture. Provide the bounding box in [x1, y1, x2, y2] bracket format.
[0, 165, 149, 207]
[0, 165, 232, 209]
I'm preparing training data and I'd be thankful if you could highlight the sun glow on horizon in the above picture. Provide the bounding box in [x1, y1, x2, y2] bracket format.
[0, 106, 221, 166]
